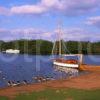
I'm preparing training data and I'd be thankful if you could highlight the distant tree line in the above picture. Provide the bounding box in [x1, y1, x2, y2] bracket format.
[0, 40, 100, 55]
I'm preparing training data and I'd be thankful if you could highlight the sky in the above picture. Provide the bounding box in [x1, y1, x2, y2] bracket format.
[0, 0, 100, 41]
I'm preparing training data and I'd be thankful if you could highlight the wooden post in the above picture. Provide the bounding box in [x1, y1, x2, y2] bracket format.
[80, 54, 83, 64]
[79, 54, 83, 67]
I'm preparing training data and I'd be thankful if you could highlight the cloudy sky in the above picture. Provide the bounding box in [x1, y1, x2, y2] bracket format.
[0, 0, 100, 41]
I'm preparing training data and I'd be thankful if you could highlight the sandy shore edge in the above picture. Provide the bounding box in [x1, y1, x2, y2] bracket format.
[0, 71, 100, 99]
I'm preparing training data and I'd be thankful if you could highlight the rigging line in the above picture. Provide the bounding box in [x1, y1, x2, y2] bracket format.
[62, 41, 71, 54]
[52, 41, 58, 55]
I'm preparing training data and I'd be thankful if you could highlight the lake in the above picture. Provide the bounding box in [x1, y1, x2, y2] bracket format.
[0, 53, 100, 88]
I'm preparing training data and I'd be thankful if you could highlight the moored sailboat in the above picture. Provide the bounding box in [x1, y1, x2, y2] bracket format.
[53, 54, 83, 69]
[52, 22, 83, 69]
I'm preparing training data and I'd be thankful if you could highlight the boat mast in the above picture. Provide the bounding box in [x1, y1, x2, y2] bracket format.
[58, 21, 62, 56]
[52, 20, 65, 56]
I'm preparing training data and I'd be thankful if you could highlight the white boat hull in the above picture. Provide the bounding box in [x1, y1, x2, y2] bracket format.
[53, 61, 79, 68]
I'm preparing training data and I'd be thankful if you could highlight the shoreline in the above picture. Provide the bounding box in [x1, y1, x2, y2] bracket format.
[0, 71, 100, 99]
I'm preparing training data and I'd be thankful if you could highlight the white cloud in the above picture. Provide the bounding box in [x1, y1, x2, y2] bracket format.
[85, 16, 100, 28]
[62, 28, 100, 41]
[0, 27, 99, 41]
[11, 5, 47, 14]
[41, 0, 59, 7]
[0, 0, 100, 16]
[0, 28, 53, 41]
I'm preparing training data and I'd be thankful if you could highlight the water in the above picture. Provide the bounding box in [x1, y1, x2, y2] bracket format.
[0, 53, 100, 88]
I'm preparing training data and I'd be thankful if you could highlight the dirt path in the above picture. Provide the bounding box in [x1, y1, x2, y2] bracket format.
[0, 72, 100, 99]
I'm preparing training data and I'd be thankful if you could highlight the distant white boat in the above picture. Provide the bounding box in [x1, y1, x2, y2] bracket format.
[5, 49, 20, 54]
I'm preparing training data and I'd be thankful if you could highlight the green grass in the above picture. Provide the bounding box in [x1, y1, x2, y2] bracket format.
[0, 96, 8, 100]
[0, 88, 100, 100]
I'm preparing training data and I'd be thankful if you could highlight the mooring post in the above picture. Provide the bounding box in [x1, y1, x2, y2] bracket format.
[80, 54, 83, 64]
[79, 54, 83, 68]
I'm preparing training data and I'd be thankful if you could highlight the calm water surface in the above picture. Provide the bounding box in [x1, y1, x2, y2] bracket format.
[0, 53, 100, 88]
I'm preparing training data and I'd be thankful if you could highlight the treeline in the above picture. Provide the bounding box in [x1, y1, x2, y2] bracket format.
[0, 40, 100, 55]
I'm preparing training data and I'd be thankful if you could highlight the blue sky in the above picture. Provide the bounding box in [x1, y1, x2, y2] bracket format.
[0, 0, 100, 41]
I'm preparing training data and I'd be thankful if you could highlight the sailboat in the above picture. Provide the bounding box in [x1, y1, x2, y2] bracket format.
[53, 54, 83, 69]
[52, 22, 83, 69]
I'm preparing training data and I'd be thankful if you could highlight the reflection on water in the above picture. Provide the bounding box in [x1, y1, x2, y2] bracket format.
[54, 65, 79, 75]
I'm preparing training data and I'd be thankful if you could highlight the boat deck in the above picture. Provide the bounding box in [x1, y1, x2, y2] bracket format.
[54, 59, 78, 64]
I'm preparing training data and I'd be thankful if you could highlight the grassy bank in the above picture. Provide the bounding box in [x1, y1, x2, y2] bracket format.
[0, 97, 8, 100]
[0, 88, 100, 100]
